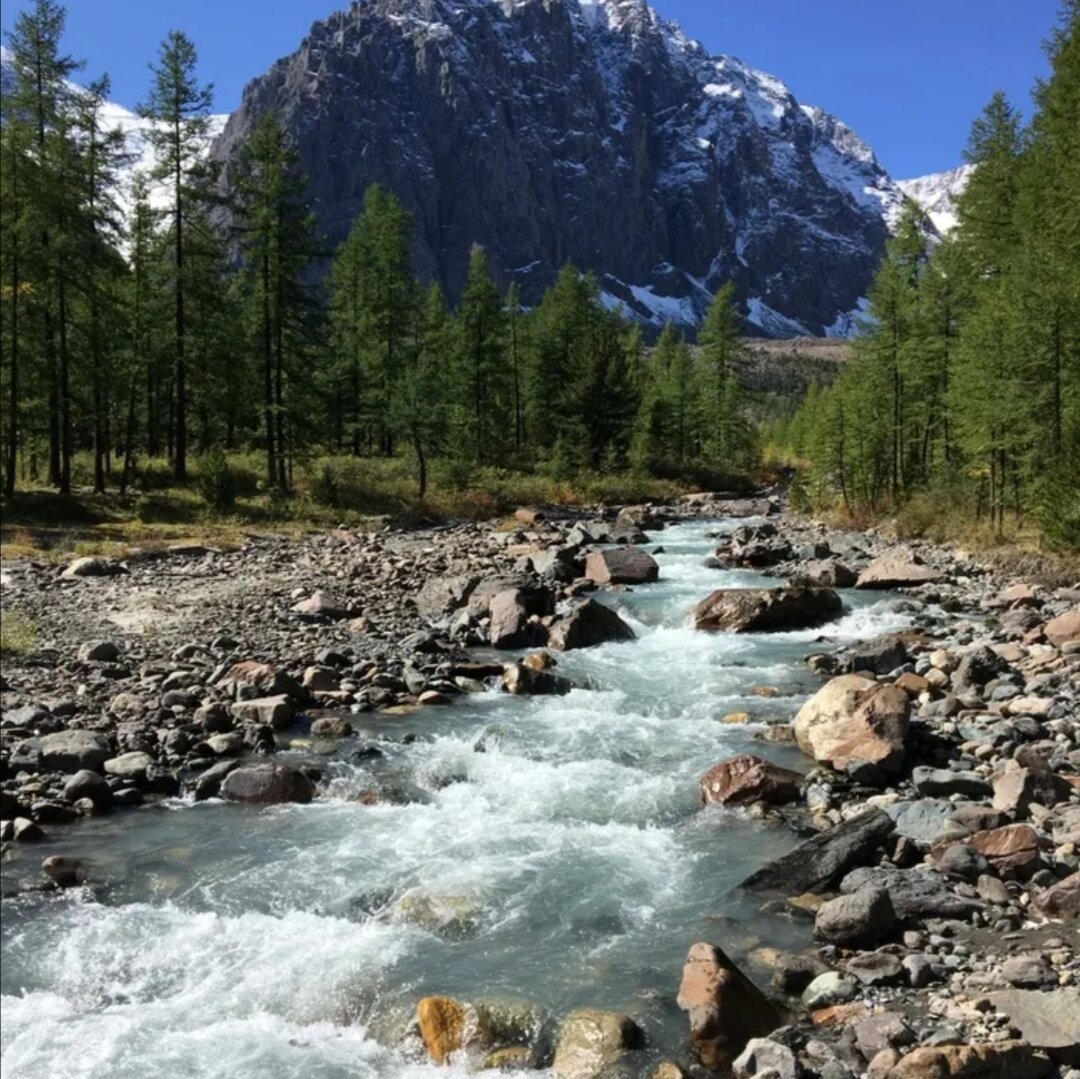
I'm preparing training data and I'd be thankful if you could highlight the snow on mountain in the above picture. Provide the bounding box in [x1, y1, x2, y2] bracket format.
[0, 45, 228, 229]
[897, 164, 973, 235]
[210, 0, 916, 337]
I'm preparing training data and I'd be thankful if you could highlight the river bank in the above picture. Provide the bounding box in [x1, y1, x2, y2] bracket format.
[1, 494, 1078, 1078]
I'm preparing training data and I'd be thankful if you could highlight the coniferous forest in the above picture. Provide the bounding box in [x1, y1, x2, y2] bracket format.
[774, 2, 1080, 549]
[1, 0, 1078, 550]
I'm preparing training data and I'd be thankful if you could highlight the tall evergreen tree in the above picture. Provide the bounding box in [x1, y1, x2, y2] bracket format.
[139, 30, 214, 482]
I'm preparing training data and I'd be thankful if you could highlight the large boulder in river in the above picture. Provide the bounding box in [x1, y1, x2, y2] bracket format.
[742, 808, 895, 893]
[676, 942, 783, 1071]
[793, 675, 909, 773]
[552, 1009, 644, 1079]
[693, 586, 842, 633]
[548, 599, 635, 651]
[502, 661, 572, 696]
[700, 755, 803, 807]
[220, 763, 314, 805]
[584, 547, 659, 585]
[855, 552, 946, 589]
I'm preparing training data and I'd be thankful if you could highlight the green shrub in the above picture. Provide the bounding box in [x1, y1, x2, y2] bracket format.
[196, 447, 236, 512]
[0, 610, 37, 656]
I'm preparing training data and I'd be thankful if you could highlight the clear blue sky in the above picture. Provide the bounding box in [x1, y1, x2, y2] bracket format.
[2, 0, 1061, 178]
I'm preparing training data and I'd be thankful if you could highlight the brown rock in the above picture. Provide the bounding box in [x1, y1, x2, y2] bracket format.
[292, 591, 354, 619]
[584, 547, 659, 585]
[417, 996, 478, 1065]
[230, 695, 295, 730]
[489, 589, 530, 649]
[894, 672, 930, 697]
[793, 675, 909, 773]
[501, 660, 572, 696]
[886, 1040, 1051, 1079]
[514, 507, 544, 524]
[693, 586, 842, 633]
[965, 824, 1042, 880]
[1044, 608, 1080, 648]
[992, 759, 1073, 815]
[700, 754, 802, 807]
[855, 553, 946, 590]
[1030, 871, 1080, 920]
[675, 942, 783, 1071]
[216, 661, 305, 701]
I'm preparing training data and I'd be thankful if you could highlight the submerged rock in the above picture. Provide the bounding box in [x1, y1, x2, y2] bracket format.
[552, 1009, 644, 1079]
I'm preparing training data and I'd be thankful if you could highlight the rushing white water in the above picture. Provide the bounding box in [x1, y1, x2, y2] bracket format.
[1, 520, 918, 1078]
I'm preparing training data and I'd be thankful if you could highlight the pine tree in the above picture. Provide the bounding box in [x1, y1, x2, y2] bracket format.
[231, 110, 319, 489]
[139, 30, 215, 482]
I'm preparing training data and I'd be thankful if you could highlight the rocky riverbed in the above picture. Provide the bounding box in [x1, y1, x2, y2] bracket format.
[1, 494, 1078, 1079]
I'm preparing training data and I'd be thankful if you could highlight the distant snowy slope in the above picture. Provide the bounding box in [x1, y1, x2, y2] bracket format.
[898, 165, 973, 234]
[0, 45, 227, 228]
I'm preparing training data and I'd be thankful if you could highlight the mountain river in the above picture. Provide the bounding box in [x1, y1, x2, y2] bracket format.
[0, 519, 919, 1078]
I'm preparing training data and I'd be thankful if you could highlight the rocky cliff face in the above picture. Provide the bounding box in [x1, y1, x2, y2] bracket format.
[210, 0, 905, 336]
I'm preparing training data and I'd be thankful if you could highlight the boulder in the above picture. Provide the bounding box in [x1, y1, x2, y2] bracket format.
[953, 646, 1009, 693]
[675, 942, 783, 1071]
[103, 751, 153, 782]
[501, 661, 572, 696]
[700, 755, 802, 807]
[31, 730, 111, 773]
[552, 1009, 643, 1079]
[964, 824, 1042, 880]
[814, 886, 896, 946]
[840, 866, 984, 920]
[742, 808, 895, 893]
[855, 553, 945, 589]
[887, 1040, 1051, 1079]
[992, 759, 1073, 815]
[733, 1038, 800, 1079]
[793, 676, 909, 773]
[693, 586, 842, 632]
[216, 661, 305, 701]
[584, 547, 659, 585]
[220, 764, 314, 805]
[488, 589, 533, 649]
[417, 996, 485, 1065]
[802, 560, 857, 588]
[548, 599, 635, 651]
[415, 573, 479, 621]
[982, 989, 1080, 1061]
[230, 695, 295, 729]
[912, 767, 992, 799]
[1030, 871, 1080, 920]
[841, 633, 911, 675]
[41, 855, 87, 888]
[1044, 608, 1080, 648]
[62, 769, 113, 809]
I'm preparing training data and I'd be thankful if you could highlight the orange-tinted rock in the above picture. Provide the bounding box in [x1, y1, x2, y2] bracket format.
[886, 1040, 1051, 1079]
[1030, 872, 1080, 920]
[965, 824, 1042, 880]
[676, 942, 783, 1071]
[700, 755, 803, 807]
[1044, 608, 1080, 648]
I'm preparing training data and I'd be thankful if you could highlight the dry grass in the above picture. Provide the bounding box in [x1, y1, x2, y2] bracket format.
[0, 609, 37, 657]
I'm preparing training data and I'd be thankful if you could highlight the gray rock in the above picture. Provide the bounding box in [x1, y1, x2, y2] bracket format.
[733, 1038, 800, 1079]
[814, 886, 896, 946]
[1001, 955, 1054, 988]
[78, 640, 121, 662]
[936, 843, 991, 883]
[62, 769, 113, 809]
[911, 766, 993, 799]
[548, 599, 635, 651]
[220, 764, 314, 805]
[845, 952, 904, 986]
[802, 972, 858, 1008]
[28, 730, 111, 773]
[839, 866, 984, 920]
[104, 751, 153, 781]
[742, 808, 895, 894]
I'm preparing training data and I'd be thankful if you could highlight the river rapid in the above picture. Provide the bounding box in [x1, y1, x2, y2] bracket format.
[0, 519, 920, 1078]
